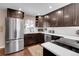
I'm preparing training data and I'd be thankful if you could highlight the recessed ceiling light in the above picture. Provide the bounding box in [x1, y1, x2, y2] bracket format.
[44, 15, 49, 19]
[19, 8, 22, 11]
[49, 6, 52, 9]
[18, 11, 21, 13]
[57, 11, 62, 14]
[39, 16, 42, 19]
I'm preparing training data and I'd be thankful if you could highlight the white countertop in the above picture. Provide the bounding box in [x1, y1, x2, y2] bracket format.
[43, 32, 79, 41]
[24, 32, 79, 41]
[24, 32, 41, 34]
[41, 42, 79, 56]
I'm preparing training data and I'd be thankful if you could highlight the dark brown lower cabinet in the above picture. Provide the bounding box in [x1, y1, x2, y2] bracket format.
[43, 48, 56, 56]
[24, 33, 44, 47]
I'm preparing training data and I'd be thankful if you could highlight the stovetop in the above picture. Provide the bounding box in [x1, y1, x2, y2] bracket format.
[53, 42, 79, 53]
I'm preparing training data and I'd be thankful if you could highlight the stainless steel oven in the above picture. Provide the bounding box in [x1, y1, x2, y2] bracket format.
[44, 34, 51, 42]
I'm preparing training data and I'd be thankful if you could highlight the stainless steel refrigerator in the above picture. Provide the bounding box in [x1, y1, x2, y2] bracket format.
[5, 17, 24, 54]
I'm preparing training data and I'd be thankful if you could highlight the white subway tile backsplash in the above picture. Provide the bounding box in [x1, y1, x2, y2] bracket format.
[46, 27, 79, 37]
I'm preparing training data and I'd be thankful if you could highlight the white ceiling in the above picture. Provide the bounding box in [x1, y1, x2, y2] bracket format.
[0, 3, 70, 16]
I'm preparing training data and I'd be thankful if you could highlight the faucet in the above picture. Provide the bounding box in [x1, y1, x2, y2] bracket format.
[30, 27, 34, 32]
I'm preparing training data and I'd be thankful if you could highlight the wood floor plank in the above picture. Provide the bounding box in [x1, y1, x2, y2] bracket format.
[0, 48, 5, 56]
[0, 44, 43, 56]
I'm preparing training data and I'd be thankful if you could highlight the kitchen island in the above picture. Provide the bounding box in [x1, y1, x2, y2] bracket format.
[41, 42, 79, 56]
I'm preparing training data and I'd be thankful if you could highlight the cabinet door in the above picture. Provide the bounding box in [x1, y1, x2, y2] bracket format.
[56, 8, 64, 27]
[63, 4, 74, 26]
[35, 33, 44, 43]
[50, 11, 58, 27]
[43, 21, 51, 27]
[35, 16, 44, 27]
[74, 3, 79, 26]
[38, 16, 44, 27]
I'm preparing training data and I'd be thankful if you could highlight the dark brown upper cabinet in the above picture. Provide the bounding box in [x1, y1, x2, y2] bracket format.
[7, 8, 24, 19]
[63, 4, 75, 26]
[49, 8, 64, 27]
[35, 3, 79, 27]
[50, 11, 58, 27]
[56, 8, 64, 27]
[74, 3, 79, 26]
[38, 16, 44, 27]
[43, 15, 52, 27]
[35, 16, 44, 27]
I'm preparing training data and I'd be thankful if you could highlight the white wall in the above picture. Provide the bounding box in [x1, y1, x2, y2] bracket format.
[0, 9, 7, 48]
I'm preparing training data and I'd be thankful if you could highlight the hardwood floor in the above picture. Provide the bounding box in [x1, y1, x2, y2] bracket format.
[0, 48, 5, 56]
[6, 47, 32, 56]
[27, 44, 43, 56]
[0, 44, 43, 56]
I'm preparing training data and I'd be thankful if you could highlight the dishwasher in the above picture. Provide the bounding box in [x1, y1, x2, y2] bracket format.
[44, 34, 51, 42]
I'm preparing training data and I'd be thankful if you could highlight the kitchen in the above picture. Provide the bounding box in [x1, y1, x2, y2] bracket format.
[0, 3, 79, 56]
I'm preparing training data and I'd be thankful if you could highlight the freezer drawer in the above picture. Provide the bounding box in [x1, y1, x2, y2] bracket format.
[5, 39, 24, 54]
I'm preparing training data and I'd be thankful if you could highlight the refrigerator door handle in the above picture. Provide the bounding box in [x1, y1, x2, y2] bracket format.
[18, 38, 24, 39]
[14, 29, 17, 39]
